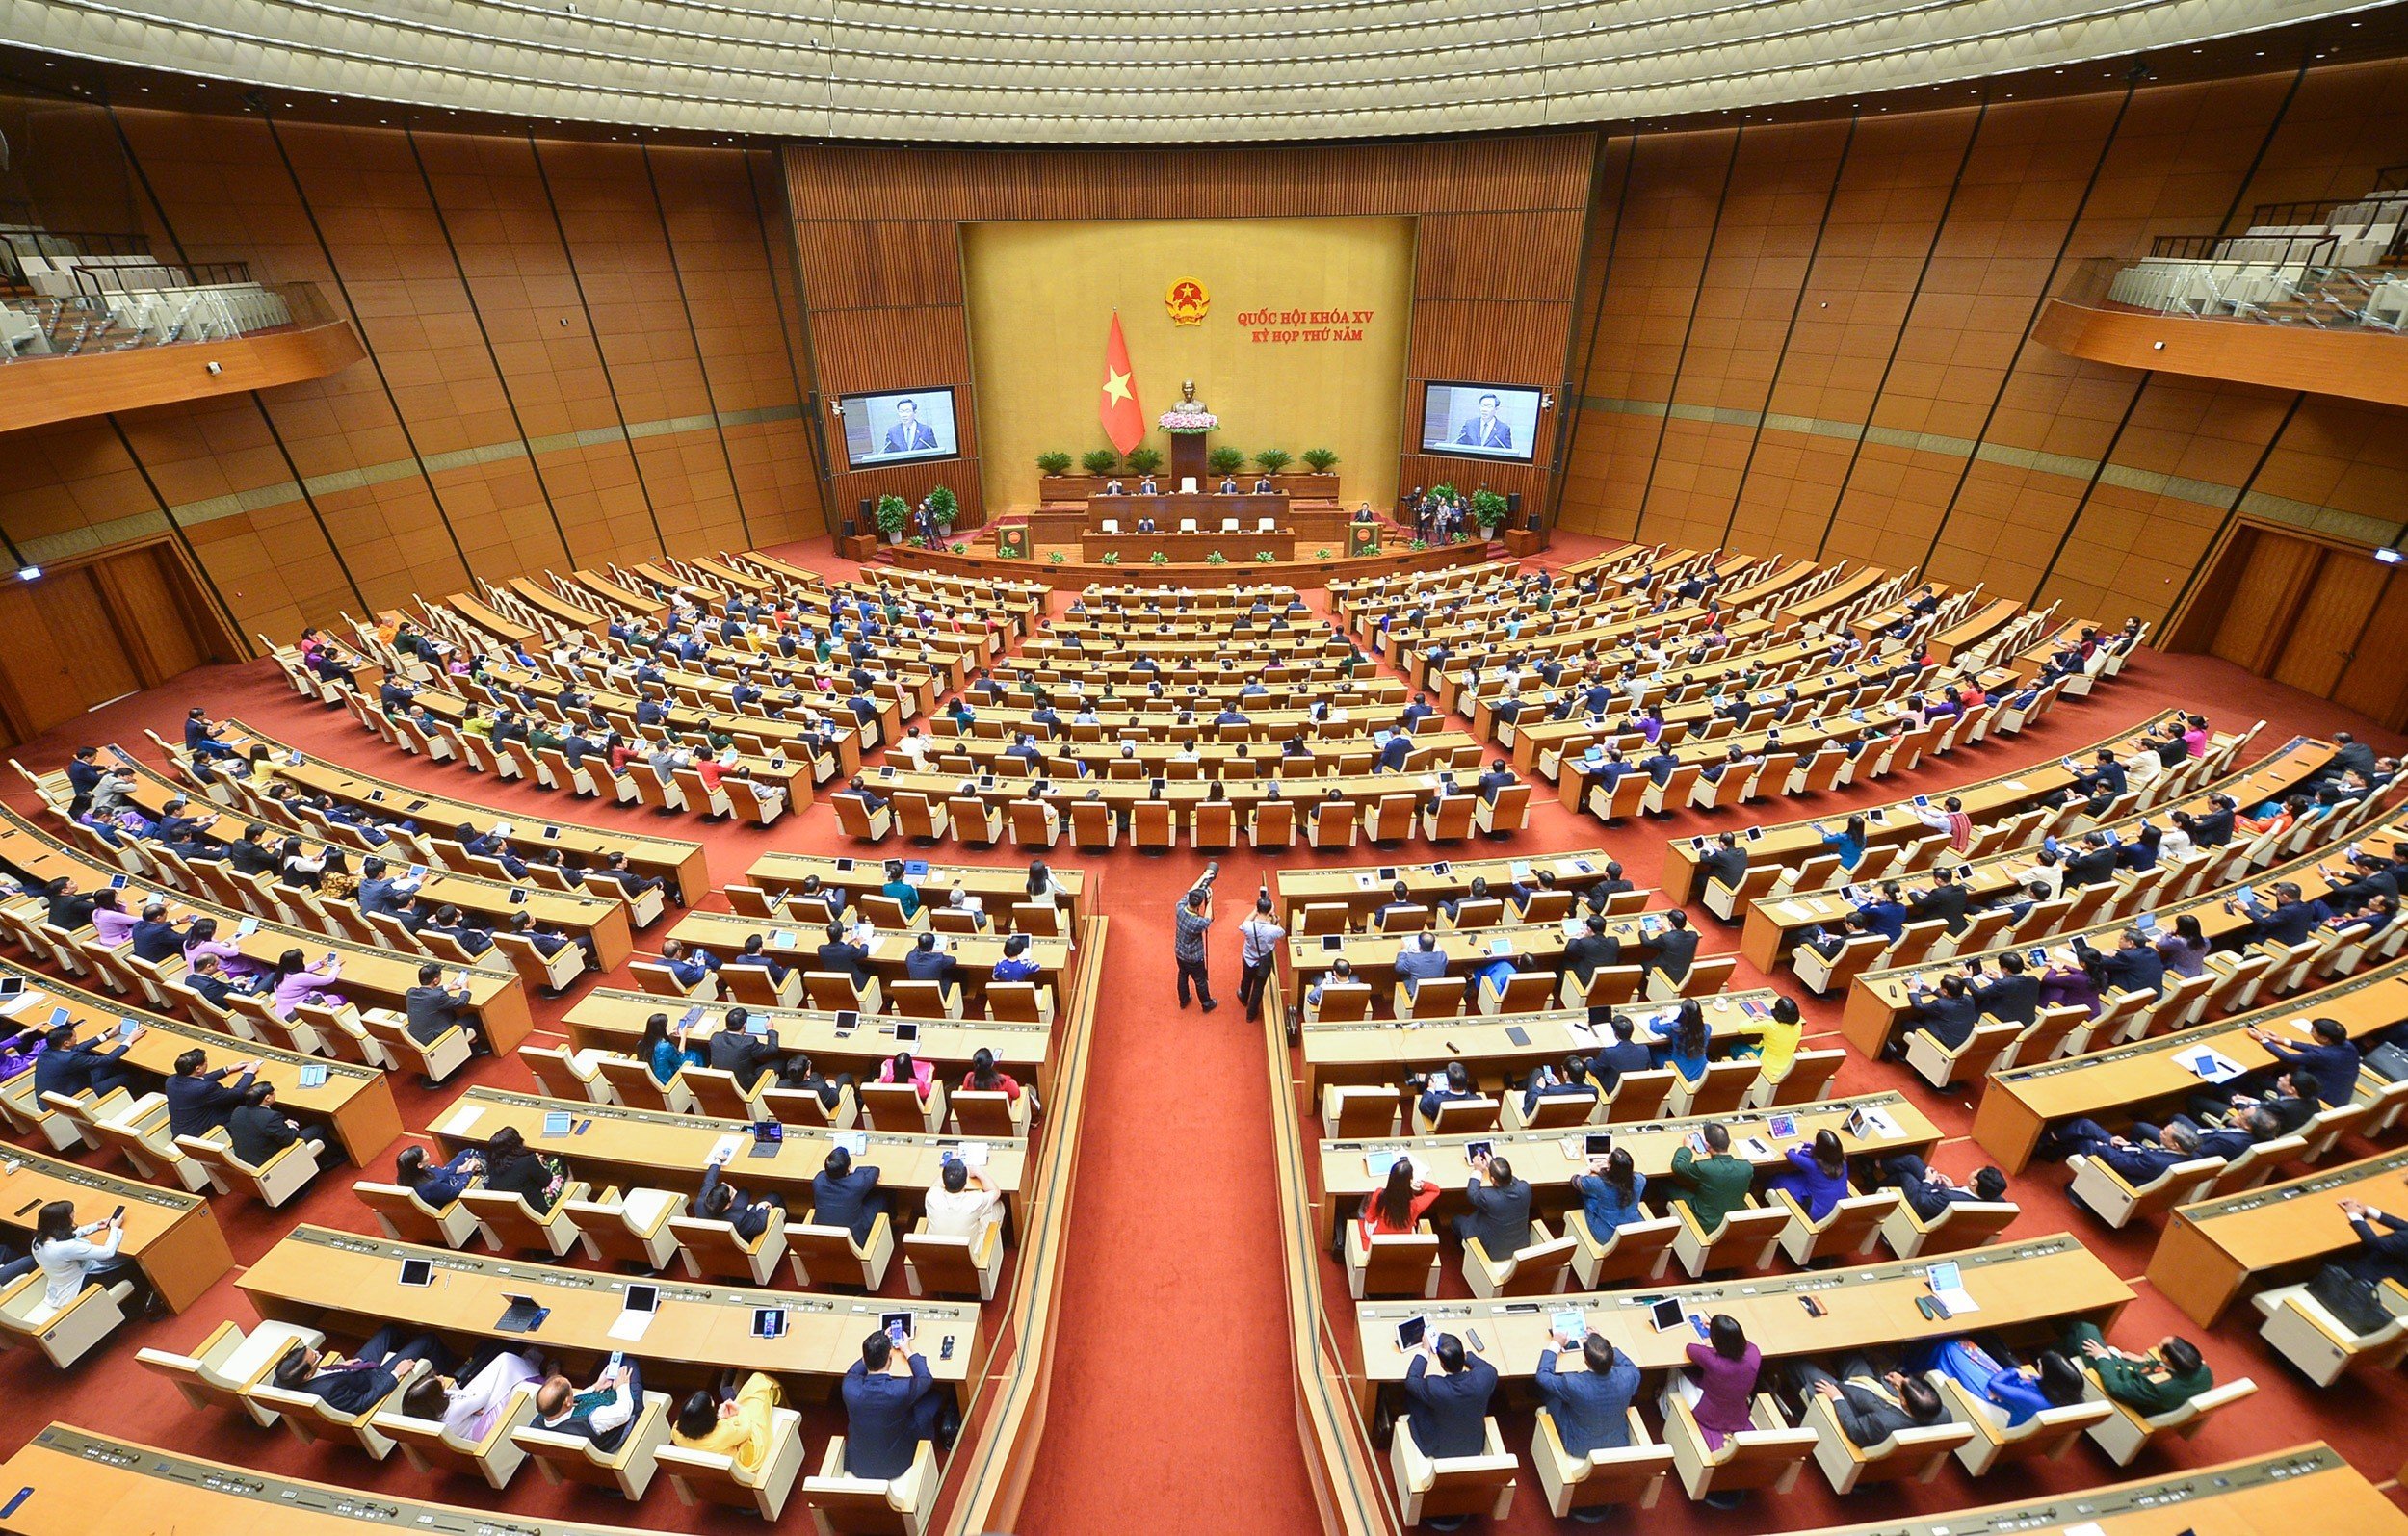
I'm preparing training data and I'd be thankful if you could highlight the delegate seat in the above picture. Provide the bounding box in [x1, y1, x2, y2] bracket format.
[1671, 1196, 1790, 1276]
[799, 1437, 939, 1536]
[565, 1185, 685, 1270]
[790, 1205, 897, 1290]
[671, 1207, 789, 1285]
[1798, 1390, 1971, 1494]
[356, 1179, 484, 1249]
[2065, 1152, 2225, 1229]
[1925, 1370, 2111, 1474]
[903, 1215, 1007, 1301]
[377, 1380, 542, 1489]
[2081, 1371, 2256, 1467]
[656, 1397, 808, 1521]
[1462, 1221, 1576, 1298]
[1661, 1389, 1816, 1502]
[1389, 1418, 1518, 1529]
[177, 1127, 323, 1207]
[462, 1185, 589, 1257]
[2251, 1278, 2408, 1386]
[138, 1319, 326, 1427]
[513, 1389, 674, 1499]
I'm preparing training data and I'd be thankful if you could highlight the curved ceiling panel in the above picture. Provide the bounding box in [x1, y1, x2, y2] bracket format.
[0, 0, 2379, 141]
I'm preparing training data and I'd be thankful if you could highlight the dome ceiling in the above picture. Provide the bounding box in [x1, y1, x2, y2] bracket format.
[0, 0, 2379, 142]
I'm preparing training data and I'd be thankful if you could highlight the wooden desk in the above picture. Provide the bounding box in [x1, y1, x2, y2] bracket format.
[111, 760, 633, 971]
[1275, 849, 1616, 931]
[0, 811, 532, 1054]
[1848, 817, 2408, 1057]
[1080, 531, 1296, 563]
[1086, 490, 1289, 524]
[2149, 1147, 2408, 1326]
[1739, 736, 2332, 973]
[1316, 1091, 1939, 1245]
[463, 664, 858, 791]
[567, 566, 670, 621]
[1300, 990, 1788, 1093]
[747, 850, 1087, 929]
[228, 718, 710, 902]
[1350, 1235, 2125, 1402]
[241, 1225, 981, 1387]
[1972, 960, 2408, 1173]
[1287, 915, 1673, 992]
[1656, 706, 2195, 904]
[923, 728, 1482, 783]
[0, 960, 402, 1165]
[504, 575, 608, 636]
[559, 989, 1057, 1101]
[665, 913, 1073, 998]
[867, 765, 1465, 825]
[0, 1147, 231, 1312]
[440, 591, 534, 647]
[429, 1087, 1025, 1219]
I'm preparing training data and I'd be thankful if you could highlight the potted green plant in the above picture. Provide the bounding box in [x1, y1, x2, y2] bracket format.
[950, 542, 967, 554]
[1409, 538, 1428, 551]
[928, 485, 959, 533]
[1253, 448, 1292, 475]
[1148, 551, 1170, 565]
[1471, 489, 1511, 532]
[1036, 451, 1073, 475]
[1049, 552, 1066, 564]
[1207, 446, 1245, 476]
[1206, 551, 1228, 565]
[1428, 482, 1457, 505]
[1252, 550, 1276, 563]
[1316, 549, 1333, 560]
[1099, 551, 1121, 565]
[907, 534, 929, 549]
[1080, 448, 1121, 475]
[1300, 448, 1339, 473]
[1124, 446, 1164, 474]
[875, 494, 911, 544]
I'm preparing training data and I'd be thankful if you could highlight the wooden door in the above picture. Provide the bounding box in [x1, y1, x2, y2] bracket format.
[2208, 531, 2320, 673]
[2270, 551, 2391, 697]
[2333, 568, 2408, 730]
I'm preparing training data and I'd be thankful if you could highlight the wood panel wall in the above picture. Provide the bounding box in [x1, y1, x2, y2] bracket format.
[782, 137, 1598, 522]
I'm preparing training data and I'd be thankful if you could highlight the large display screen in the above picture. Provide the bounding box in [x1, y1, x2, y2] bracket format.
[839, 388, 960, 467]
[1419, 381, 1541, 463]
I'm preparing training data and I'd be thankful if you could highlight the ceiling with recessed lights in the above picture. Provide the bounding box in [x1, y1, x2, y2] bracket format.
[0, 0, 2384, 141]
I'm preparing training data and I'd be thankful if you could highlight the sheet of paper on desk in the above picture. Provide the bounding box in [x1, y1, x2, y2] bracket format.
[833, 1132, 869, 1156]
[0, 989, 40, 1016]
[953, 1141, 990, 1167]
[1932, 1285, 1979, 1315]
[1858, 1107, 1904, 1139]
[2181, 1049, 2245, 1084]
[1354, 873, 1376, 891]
[708, 1133, 746, 1164]
[437, 1105, 484, 1138]
[1564, 1020, 1600, 1049]
[606, 1308, 656, 1342]
[1741, 1137, 1773, 1159]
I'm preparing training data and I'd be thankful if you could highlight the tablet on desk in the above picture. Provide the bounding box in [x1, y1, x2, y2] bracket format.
[298, 1064, 329, 1089]
[752, 1307, 787, 1340]
[1394, 1315, 1429, 1352]
[894, 1021, 920, 1046]
[1648, 1298, 1687, 1332]
[0, 977, 20, 1000]
[881, 1311, 913, 1344]
[677, 1004, 705, 1031]
[495, 1294, 547, 1334]
[1583, 1132, 1612, 1159]
[542, 1111, 573, 1137]
[622, 1284, 660, 1315]
[399, 1258, 433, 1288]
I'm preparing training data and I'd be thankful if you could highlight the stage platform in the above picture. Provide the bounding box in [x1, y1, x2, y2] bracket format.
[875, 523, 1516, 588]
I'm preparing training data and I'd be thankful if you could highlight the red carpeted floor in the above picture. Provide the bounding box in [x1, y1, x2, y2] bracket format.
[0, 533, 2400, 1533]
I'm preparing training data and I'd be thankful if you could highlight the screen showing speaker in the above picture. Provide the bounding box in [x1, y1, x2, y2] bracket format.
[840, 388, 960, 467]
[1419, 382, 1540, 463]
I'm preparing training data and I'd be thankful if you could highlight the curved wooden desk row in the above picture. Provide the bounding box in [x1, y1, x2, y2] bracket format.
[2150, 1145, 2408, 1325]
[1660, 707, 2207, 902]
[664, 912, 1074, 994]
[106, 752, 634, 969]
[1349, 1235, 2124, 1393]
[10, 1426, 2390, 1536]
[559, 988, 1057, 1098]
[0, 808, 532, 1052]
[1273, 848, 1616, 929]
[1298, 989, 1789, 1092]
[1314, 1088, 1939, 1242]
[1739, 736, 2332, 974]
[0, 1144, 231, 1313]
[1845, 812, 2408, 1056]
[1973, 953, 2408, 1173]
[860, 764, 1473, 823]
[219, 718, 709, 898]
[977, 677, 1409, 710]
[910, 730, 1486, 782]
[242, 1225, 982, 1387]
[429, 1087, 1027, 1216]
[745, 849, 1088, 929]
[928, 701, 1415, 745]
[0, 956, 403, 1165]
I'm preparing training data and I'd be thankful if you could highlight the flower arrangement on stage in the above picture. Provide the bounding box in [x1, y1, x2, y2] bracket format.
[1253, 551, 1276, 563]
[1099, 552, 1121, 565]
[1206, 551, 1229, 565]
[1158, 405, 1219, 434]
[1148, 551, 1171, 564]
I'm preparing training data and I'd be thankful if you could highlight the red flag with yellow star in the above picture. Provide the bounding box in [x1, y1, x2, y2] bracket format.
[1098, 310, 1144, 456]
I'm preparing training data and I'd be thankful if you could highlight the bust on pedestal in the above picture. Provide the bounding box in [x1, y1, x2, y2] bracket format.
[1159, 379, 1218, 492]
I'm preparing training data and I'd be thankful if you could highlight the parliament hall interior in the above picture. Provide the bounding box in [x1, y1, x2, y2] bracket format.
[2, 3, 2408, 1534]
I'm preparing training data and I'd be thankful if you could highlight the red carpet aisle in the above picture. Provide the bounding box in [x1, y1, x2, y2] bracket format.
[0, 534, 2397, 1533]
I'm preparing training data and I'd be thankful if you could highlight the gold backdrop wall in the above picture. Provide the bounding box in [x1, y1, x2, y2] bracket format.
[962, 217, 1416, 513]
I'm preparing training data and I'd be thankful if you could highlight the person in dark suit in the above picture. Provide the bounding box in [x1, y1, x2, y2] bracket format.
[1585, 1014, 1657, 1094]
[228, 1081, 328, 1167]
[64, 746, 103, 814]
[728, 933, 791, 989]
[707, 1006, 782, 1093]
[271, 1325, 454, 1415]
[1645, 910, 1698, 990]
[1906, 869, 1972, 936]
[1455, 394, 1513, 450]
[403, 962, 482, 1051]
[2045, 1116, 2203, 1183]
[697, 1147, 785, 1241]
[1562, 917, 1622, 987]
[840, 1327, 946, 1479]
[813, 1144, 889, 1243]
[903, 931, 960, 987]
[880, 398, 938, 455]
[2241, 1016, 2361, 1108]
[1852, 884, 1909, 943]
[1903, 975, 1981, 1053]
[1786, 1357, 1946, 1448]
[2233, 883, 2320, 948]
[533, 1360, 645, 1450]
[127, 902, 190, 963]
[1534, 1332, 1641, 1468]
[816, 922, 877, 990]
[2336, 1197, 2408, 1287]
[1877, 1154, 2008, 1220]
[163, 1048, 258, 1140]
[1402, 1334, 1500, 1485]
[1696, 833, 1747, 899]
[34, 1022, 143, 1100]
[2081, 926, 2165, 998]
[2060, 835, 2120, 889]
[1967, 951, 2041, 1027]
[1475, 759, 1516, 804]
[1453, 1151, 1532, 1257]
